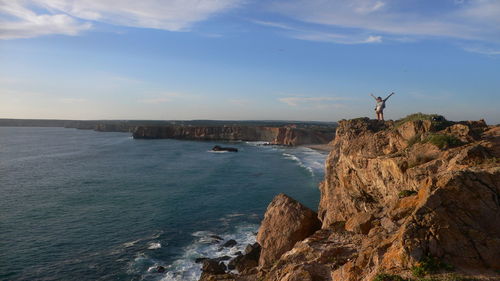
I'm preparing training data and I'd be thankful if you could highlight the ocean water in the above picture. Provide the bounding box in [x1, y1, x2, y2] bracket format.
[0, 127, 327, 281]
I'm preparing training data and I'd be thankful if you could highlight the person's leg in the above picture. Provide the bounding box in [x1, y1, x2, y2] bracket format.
[376, 111, 381, 120]
[380, 111, 384, 121]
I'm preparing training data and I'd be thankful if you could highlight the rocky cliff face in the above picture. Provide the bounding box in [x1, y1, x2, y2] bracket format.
[314, 117, 499, 280]
[132, 125, 335, 145]
[200, 116, 500, 281]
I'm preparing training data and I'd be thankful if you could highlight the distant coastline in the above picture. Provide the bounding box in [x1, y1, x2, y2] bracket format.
[0, 118, 338, 146]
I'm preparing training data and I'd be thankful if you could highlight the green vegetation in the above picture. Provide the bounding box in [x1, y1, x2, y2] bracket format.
[398, 190, 418, 198]
[395, 113, 453, 131]
[396, 113, 441, 126]
[424, 134, 463, 150]
[414, 274, 478, 281]
[412, 256, 454, 277]
[374, 273, 411, 281]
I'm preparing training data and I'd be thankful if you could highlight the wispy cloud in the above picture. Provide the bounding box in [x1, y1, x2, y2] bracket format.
[278, 96, 349, 107]
[463, 46, 500, 56]
[0, 1, 91, 39]
[292, 30, 382, 44]
[253, 20, 382, 44]
[0, 0, 243, 39]
[266, 0, 500, 44]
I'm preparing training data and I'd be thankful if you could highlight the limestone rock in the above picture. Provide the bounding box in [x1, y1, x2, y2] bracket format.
[317, 117, 500, 279]
[133, 125, 335, 145]
[345, 212, 374, 234]
[218, 117, 500, 281]
[256, 193, 321, 268]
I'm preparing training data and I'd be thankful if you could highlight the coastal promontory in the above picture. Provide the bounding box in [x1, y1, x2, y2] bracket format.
[200, 114, 500, 281]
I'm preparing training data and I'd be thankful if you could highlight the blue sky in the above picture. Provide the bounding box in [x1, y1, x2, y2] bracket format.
[1, 0, 499, 123]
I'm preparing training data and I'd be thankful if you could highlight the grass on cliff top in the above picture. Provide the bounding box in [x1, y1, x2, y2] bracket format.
[395, 113, 441, 126]
[395, 113, 454, 131]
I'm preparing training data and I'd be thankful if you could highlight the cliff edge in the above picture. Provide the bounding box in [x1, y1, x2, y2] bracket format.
[201, 114, 500, 281]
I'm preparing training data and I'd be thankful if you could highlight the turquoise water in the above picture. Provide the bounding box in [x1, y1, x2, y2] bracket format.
[0, 127, 326, 281]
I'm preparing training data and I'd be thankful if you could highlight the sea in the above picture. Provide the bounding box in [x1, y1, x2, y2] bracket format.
[0, 127, 327, 281]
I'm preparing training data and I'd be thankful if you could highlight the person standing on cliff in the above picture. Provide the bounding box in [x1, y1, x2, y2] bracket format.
[370, 92, 395, 121]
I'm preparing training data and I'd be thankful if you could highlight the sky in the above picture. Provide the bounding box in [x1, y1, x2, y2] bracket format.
[0, 0, 499, 123]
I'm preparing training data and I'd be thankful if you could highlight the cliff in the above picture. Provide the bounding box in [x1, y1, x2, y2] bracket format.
[132, 125, 335, 146]
[200, 115, 500, 281]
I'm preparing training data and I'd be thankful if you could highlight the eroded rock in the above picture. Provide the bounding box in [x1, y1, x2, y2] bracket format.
[345, 212, 374, 234]
[256, 193, 321, 268]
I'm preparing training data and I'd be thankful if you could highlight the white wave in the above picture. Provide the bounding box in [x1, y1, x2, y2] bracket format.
[244, 141, 270, 146]
[226, 213, 245, 217]
[123, 239, 141, 248]
[122, 231, 164, 248]
[148, 242, 162, 250]
[283, 152, 314, 175]
[282, 147, 327, 176]
[207, 150, 229, 153]
[151, 224, 258, 281]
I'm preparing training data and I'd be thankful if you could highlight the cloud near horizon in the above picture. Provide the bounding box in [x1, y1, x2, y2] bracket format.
[0, 0, 242, 39]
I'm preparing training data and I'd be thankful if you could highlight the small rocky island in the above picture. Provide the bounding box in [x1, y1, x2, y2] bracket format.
[198, 114, 500, 281]
[212, 145, 238, 152]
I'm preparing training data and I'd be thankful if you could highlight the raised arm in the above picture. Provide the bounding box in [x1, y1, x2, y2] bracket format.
[370, 93, 377, 100]
[383, 92, 395, 101]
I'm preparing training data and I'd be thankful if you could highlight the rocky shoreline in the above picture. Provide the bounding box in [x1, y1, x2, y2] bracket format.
[197, 115, 500, 281]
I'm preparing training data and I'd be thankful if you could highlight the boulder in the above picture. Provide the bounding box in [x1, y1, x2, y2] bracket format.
[222, 239, 237, 248]
[201, 259, 226, 275]
[256, 193, 321, 268]
[228, 243, 261, 272]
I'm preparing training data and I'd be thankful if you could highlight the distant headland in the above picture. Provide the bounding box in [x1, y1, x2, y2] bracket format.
[0, 118, 338, 146]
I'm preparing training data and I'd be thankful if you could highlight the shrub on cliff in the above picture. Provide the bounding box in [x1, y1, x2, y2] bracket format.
[398, 190, 418, 198]
[411, 256, 454, 277]
[424, 134, 463, 149]
[396, 113, 453, 131]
